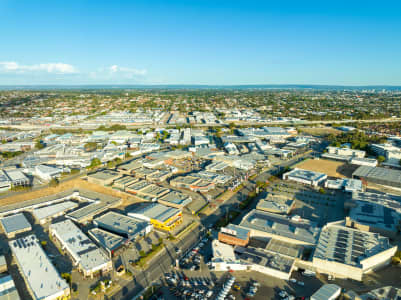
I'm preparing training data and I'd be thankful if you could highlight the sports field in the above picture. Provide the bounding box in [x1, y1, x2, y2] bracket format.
[296, 158, 354, 178]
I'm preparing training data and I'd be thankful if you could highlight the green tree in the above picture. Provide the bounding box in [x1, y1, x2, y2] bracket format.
[35, 140, 45, 149]
[84, 142, 97, 152]
[377, 155, 386, 163]
[88, 158, 101, 169]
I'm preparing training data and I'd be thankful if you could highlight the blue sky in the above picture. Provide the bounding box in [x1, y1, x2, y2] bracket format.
[0, 0, 401, 85]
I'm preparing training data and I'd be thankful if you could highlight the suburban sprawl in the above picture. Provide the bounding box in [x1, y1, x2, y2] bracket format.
[0, 88, 400, 300]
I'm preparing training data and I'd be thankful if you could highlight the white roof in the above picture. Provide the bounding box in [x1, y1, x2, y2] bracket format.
[33, 201, 78, 222]
[9, 235, 69, 300]
[50, 220, 110, 272]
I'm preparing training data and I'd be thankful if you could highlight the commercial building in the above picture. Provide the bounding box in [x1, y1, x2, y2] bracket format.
[256, 194, 295, 215]
[33, 201, 78, 224]
[346, 199, 400, 239]
[349, 157, 378, 167]
[218, 224, 250, 247]
[0, 274, 20, 300]
[352, 166, 401, 190]
[88, 228, 125, 258]
[34, 164, 63, 181]
[327, 146, 366, 158]
[3, 169, 30, 187]
[126, 180, 170, 200]
[325, 179, 363, 193]
[9, 234, 70, 300]
[170, 175, 215, 192]
[158, 191, 192, 209]
[311, 284, 341, 300]
[312, 223, 397, 281]
[0, 213, 31, 238]
[0, 171, 11, 193]
[211, 240, 295, 280]
[93, 211, 152, 241]
[117, 159, 143, 175]
[87, 169, 121, 186]
[240, 210, 320, 246]
[282, 168, 327, 187]
[50, 220, 112, 277]
[112, 175, 138, 191]
[128, 202, 183, 232]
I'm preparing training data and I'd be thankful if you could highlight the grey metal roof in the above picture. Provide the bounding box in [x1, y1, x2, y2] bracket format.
[9, 234, 69, 300]
[93, 211, 150, 239]
[129, 202, 180, 223]
[240, 209, 319, 245]
[0, 213, 31, 235]
[353, 165, 401, 184]
[159, 191, 192, 206]
[311, 284, 341, 300]
[313, 224, 392, 267]
[0, 274, 20, 300]
[88, 228, 125, 252]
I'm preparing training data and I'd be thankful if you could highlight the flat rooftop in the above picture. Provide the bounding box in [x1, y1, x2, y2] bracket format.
[117, 159, 143, 171]
[88, 169, 120, 181]
[256, 194, 295, 214]
[349, 200, 399, 232]
[88, 228, 125, 252]
[284, 168, 327, 182]
[159, 191, 192, 206]
[240, 209, 319, 245]
[0, 274, 20, 300]
[33, 201, 78, 222]
[0, 213, 31, 235]
[9, 234, 69, 300]
[265, 239, 303, 258]
[50, 220, 110, 272]
[236, 246, 294, 274]
[314, 224, 393, 267]
[93, 211, 150, 239]
[353, 165, 401, 184]
[128, 202, 180, 223]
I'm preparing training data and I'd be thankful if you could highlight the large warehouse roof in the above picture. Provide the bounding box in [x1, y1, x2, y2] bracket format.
[0, 213, 31, 235]
[9, 235, 69, 300]
[353, 166, 401, 185]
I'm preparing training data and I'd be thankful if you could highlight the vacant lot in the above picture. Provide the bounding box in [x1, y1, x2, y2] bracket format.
[299, 126, 342, 136]
[296, 158, 355, 178]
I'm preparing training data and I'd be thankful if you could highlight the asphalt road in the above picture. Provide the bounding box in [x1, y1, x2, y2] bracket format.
[112, 225, 206, 300]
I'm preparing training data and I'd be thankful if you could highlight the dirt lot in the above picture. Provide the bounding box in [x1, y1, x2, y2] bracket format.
[296, 158, 357, 178]
[299, 126, 342, 136]
[0, 178, 139, 207]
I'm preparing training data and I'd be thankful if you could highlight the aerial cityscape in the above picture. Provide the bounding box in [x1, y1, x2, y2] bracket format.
[1, 1, 401, 300]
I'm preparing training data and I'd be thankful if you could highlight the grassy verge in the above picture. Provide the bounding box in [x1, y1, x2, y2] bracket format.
[134, 243, 165, 268]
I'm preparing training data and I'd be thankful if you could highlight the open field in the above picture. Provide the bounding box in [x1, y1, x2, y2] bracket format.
[296, 158, 356, 178]
[299, 126, 342, 136]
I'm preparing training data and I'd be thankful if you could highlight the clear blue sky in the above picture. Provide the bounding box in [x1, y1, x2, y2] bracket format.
[0, 0, 400, 85]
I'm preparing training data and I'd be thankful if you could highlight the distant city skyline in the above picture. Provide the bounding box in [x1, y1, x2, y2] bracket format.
[1, 0, 401, 85]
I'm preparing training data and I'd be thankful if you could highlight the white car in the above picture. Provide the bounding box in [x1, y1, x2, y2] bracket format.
[279, 291, 288, 298]
[296, 281, 305, 286]
[289, 278, 297, 283]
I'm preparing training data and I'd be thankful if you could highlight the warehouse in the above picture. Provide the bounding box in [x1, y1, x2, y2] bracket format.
[312, 223, 397, 281]
[352, 165, 401, 189]
[50, 220, 112, 278]
[93, 211, 152, 241]
[240, 210, 320, 246]
[9, 234, 70, 300]
[117, 158, 143, 175]
[88, 228, 125, 257]
[113, 175, 138, 191]
[346, 200, 400, 238]
[32, 201, 78, 224]
[282, 168, 327, 187]
[158, 190, 192, 209]
[128, 202, 183, 232]
[0, 213, 31, 238]
[87, 169, 121, 186]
